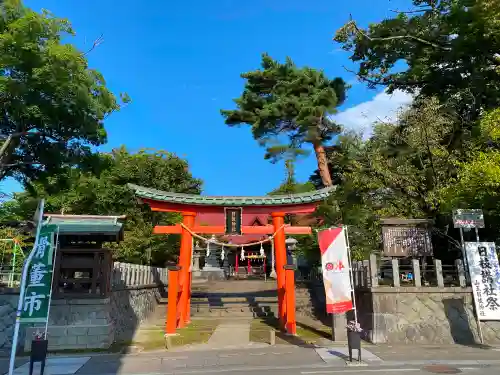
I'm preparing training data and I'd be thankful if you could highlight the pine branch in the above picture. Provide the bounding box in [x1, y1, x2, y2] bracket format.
[347, 16, 452, 51]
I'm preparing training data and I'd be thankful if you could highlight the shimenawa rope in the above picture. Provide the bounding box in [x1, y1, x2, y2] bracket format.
[179, 223, 286, 248]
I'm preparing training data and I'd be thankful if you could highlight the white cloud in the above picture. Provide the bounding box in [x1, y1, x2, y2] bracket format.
[332, 90, 413, 138]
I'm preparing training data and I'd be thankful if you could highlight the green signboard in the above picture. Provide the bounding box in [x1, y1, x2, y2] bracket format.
[225, 208, 242, 235]
[20, 225, 58, 323]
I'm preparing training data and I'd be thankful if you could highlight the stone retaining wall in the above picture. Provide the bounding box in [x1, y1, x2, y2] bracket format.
[0, 294, 22, 350]
[0, 262, 168, 352]
[24, 284, 165, 351]
[110, 285, 163, 342]
[356, 286, 500, 345]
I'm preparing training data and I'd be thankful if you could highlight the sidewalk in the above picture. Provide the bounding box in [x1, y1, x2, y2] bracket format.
[368, 344, 500, 365]
[3, 343, 500, 374]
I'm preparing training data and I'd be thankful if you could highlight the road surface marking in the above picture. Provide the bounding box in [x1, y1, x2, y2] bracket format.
[301, 368, 481, 374]
[301, 369, 422, 374]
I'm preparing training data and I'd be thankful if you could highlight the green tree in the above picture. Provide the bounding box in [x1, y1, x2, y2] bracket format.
[334, 0, 500, 120]
[0, 147, 202, 265]
[315, 97, 462, 259]
[268, 160, 315, 196]
[0, 0, 128, 185]
[439, 108, 500, 245]
[221, 54, 347, 187]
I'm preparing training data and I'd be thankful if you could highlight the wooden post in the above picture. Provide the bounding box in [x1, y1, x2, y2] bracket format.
[166, 266, 181, 335]
[178, 212, 196, 328]
[284, 265, 296, 335]
[352, 262, 359, 288]
[412, 259, 422, 287]
[391, 258, 400, 287]
[357, 261, 363, 288]
[456, 259, 466, 288]
[272, 212, 287, 328]
[434, 259, 444, 288]
[362, 260, 369, 288]
[369, 254, 379, 287]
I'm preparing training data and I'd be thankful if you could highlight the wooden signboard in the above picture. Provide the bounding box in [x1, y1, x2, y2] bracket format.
[381, 219, 433, 257]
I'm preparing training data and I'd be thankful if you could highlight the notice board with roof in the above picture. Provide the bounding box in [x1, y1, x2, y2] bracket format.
[43, 214, 125, 298]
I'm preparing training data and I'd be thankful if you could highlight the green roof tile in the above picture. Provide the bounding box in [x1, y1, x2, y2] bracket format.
[44, 216, 123, 235]
[128, 183, 335, 207]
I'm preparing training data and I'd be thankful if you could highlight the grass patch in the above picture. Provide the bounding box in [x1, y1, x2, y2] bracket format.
[131, 319, 219, 350]
[250, 318, 332, 346]
[170, 320, 218, 347]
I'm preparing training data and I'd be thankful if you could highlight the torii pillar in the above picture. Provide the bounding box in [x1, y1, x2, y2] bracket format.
[272, 212, 287, 327]
[178, 212, 196, 327]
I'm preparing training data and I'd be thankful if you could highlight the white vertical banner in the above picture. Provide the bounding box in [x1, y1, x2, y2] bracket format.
[317, 227, 353, 314]
[465, 242, 500, 320]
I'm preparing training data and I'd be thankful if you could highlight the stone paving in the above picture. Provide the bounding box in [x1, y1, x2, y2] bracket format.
[206, 320, 251, 347]
[72, 346, 324, 374]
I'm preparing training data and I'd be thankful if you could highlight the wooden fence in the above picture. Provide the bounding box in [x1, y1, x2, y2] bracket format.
[111, 262, 168, 288]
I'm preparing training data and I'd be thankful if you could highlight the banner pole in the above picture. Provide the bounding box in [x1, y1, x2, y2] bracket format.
[344, 225, 358, 324]
[44, 226, 59, 339]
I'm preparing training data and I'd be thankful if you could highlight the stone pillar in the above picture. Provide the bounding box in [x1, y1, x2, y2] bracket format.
[192, 251, 201, 271]
[199, 236, 225, 280]
[204, 238, 220, 270]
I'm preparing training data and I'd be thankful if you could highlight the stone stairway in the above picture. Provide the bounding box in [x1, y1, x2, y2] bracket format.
[191, 295, 279, 318]
[140, 279, 324, 328]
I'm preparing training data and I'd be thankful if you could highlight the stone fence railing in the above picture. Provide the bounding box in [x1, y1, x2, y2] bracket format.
[352, 254, 467, 289]
[111, 262, 169, 289]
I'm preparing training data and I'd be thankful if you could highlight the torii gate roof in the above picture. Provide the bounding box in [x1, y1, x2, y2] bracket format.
[128, 183, 334, 208]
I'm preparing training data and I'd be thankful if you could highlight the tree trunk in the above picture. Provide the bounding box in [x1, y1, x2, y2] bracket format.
[313, 142, 333, 187]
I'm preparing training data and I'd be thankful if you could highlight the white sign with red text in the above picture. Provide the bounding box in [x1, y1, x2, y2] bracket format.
[317, 227, 353, 314]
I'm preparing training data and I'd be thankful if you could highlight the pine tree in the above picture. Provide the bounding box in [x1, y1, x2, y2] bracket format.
[221, 54, 347, 187]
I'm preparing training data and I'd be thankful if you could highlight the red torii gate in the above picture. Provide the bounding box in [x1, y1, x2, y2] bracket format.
[129, 184, 333, 335]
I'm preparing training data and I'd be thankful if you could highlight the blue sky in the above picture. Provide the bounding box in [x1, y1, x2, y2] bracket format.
[2, 0, 413, 197]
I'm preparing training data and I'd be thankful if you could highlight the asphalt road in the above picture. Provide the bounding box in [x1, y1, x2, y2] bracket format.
[74, 363, 500, 375]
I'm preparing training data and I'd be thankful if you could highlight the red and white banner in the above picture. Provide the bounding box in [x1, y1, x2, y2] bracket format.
[317, 227, 353, 314]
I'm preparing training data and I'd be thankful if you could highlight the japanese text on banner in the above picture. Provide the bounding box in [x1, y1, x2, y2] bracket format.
[20, 225, 57, 323]
[465, 242, 500, 320]
[317, 228, 353, 314]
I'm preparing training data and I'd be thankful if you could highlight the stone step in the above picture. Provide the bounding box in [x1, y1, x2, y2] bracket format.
[191, 304, 278, 312]
[191, 296, 279, 303]
[191, 308, 275, 318]
[158, 296, 312, 305]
